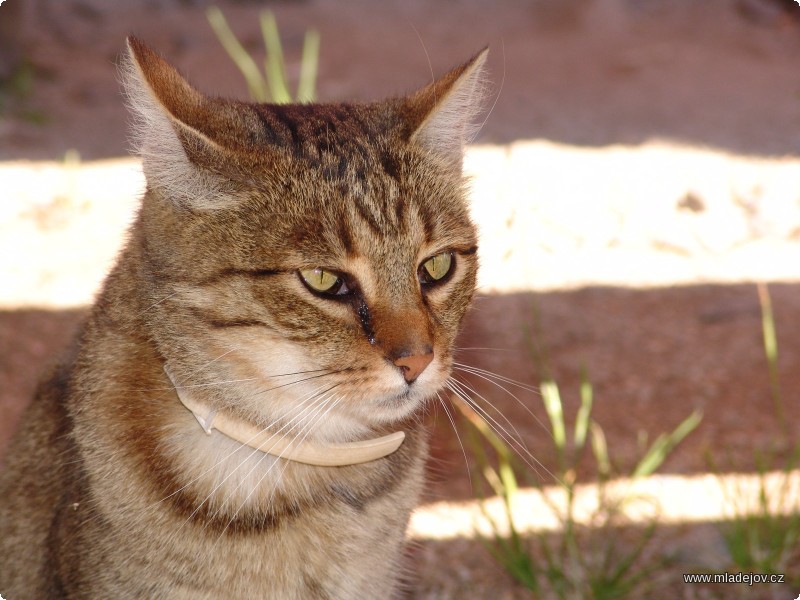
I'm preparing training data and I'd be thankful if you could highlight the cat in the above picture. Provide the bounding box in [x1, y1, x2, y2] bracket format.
[0, 36, 487, 599]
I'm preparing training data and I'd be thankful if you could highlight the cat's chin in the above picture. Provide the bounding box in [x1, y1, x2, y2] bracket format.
[365, 390, 423, 425]
[345, 381, 437, 428]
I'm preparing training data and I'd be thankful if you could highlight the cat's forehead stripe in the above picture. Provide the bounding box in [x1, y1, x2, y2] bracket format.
[335, 212, 356, 256]
[351, 194, 385, 237]
[251, 103, 384, 159]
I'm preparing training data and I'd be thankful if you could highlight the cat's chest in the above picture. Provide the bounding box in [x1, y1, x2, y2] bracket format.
[81, 428, 428, 599]
[155, 505, 411, 600]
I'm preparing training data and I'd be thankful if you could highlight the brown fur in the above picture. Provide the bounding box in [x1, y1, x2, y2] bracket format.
[0, 37, 486, 598]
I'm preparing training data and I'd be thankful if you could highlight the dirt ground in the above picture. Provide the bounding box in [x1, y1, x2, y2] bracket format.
[3, 0, 800, 598]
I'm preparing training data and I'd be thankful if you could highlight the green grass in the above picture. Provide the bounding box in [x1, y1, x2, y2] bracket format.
[713, 283, 800, 586]
[757, 283, 786, 436]
[720, 449, 800, 584]
[458, 352, 701, 599]
[207, 6, 319, 104]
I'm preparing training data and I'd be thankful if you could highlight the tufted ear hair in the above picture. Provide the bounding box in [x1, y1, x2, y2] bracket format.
[122, 36, 256, 209]
[402, 48, 489, 170]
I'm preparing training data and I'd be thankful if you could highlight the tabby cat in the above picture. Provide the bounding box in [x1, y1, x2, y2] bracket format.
[0, 36, 486, 598]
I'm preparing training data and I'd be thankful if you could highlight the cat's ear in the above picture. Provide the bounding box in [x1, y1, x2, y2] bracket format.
[122, 36, 246, 209]
[403, 48, 488, 169]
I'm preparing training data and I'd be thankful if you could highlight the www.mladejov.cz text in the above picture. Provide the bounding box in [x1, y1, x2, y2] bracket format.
[683, 572, 786, 586]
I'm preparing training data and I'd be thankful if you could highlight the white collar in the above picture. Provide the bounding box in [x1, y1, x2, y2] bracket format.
[164, 366, 405, 467]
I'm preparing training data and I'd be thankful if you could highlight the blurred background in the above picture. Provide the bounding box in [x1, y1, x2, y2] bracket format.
[2, 0, 800, 597]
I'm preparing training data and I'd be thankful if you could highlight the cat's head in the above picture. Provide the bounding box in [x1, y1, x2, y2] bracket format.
[123, 37, 487, 442]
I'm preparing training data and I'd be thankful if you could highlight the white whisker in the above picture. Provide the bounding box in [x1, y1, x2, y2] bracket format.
[449, 376, 532, 451]
[135, 290, 179, 317]
[452, 363, 550, 435]
[446, 378, 560, 485]
[434, 391, 472, 490]
[453, 362, 539, 394]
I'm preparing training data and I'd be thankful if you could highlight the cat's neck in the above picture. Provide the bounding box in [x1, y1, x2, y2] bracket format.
[164, 366, 405, 467]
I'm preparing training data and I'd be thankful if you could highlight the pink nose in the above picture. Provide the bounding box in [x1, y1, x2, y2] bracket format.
[393, 351, 434, 383]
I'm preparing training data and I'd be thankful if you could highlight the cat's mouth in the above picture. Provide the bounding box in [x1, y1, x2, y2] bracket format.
[164, 365, 405, 467]
[378, 385, 422, 410]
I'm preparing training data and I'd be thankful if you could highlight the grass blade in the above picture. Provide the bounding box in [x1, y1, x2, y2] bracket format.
[260, 11, 292, 103]
[574, 369, 593, 451]
[757, 283, 786, 435]
[632, 409, 702, 478]
[297, 29, 319, 102]
[541, 379, 566, 455]
[207, 7, 268, 101]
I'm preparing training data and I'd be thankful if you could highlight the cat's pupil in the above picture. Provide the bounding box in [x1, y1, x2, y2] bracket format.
[300, 267, 346, 295]
[420, 252, 454, 285]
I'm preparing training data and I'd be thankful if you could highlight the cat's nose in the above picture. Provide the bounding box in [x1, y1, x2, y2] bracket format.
[393, 350, 434, 383]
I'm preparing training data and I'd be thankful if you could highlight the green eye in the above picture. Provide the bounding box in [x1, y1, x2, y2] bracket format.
[299, 268, 351, 296]
[419, 252, 453, 285]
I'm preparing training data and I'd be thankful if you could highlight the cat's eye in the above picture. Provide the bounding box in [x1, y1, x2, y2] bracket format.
[419, 252, 454, 286]
[299, 268, 351, 296]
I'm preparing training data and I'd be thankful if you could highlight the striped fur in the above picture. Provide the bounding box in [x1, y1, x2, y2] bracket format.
[0, 37, 487, 599]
